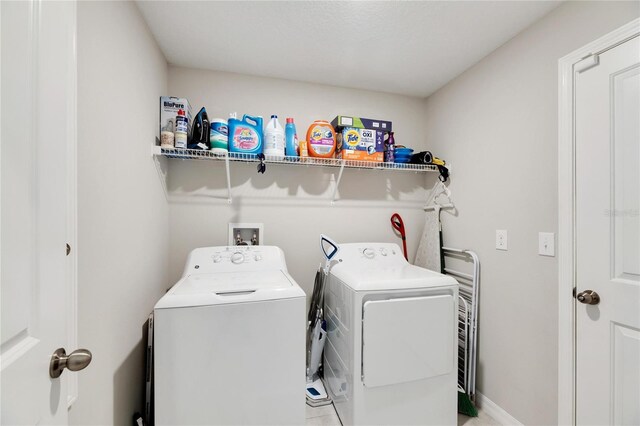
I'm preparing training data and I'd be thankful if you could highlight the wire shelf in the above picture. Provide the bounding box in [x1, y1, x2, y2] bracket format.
[153, 146, 439, 173]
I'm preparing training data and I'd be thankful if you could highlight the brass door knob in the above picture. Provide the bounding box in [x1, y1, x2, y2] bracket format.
[49, 348, 92, 378]
[576, 290, 600, 305]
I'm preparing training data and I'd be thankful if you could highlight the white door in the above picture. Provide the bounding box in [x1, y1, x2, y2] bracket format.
[1, 1, 79, 424]
[575, 35, 640, 425]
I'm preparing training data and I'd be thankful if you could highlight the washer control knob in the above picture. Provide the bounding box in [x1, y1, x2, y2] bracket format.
[380, 248, 388, 256]
[254, 254, 262, 261]
[231, 252, 245, 264]
[363, 248, 375, 259]
[213, 255, 222, 263]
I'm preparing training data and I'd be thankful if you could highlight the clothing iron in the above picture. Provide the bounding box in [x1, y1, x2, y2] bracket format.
[188, 107, 210, 150]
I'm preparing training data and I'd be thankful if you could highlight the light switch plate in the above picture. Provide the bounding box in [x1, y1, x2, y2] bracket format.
[496, 230, 508, 251]
[539, 232, 555, 256]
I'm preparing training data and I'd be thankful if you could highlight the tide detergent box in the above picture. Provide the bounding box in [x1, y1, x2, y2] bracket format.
[159, 96, 192, 140]
[331, 115, 392, 133]
[336, 127, 384, 162]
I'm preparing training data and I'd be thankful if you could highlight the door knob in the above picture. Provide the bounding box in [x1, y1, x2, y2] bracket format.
[576, 290, 600, 305]
[49, 348, 92, 378]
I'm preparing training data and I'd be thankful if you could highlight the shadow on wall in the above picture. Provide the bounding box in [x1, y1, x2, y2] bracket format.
[113, 320, 149, 425]
[166, 159, 426, 204]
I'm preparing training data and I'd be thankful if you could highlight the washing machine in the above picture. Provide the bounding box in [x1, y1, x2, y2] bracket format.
[323, 243, 458, 425]
[153, 246, 306, 425]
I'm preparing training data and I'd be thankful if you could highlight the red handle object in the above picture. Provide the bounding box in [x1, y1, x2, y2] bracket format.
[390, 213, 408, 260]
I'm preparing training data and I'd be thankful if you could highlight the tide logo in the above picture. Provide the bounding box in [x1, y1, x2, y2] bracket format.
[345, 129, 360, 147]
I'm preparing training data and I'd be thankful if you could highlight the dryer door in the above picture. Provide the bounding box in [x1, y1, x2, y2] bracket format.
[362, 294, 454, 388]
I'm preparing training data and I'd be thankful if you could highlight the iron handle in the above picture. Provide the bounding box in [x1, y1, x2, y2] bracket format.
[49, 348, 92, 378]
[576, 290, 600, 305]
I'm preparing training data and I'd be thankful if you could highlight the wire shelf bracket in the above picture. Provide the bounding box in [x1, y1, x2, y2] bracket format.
[330, 162, 346, 205]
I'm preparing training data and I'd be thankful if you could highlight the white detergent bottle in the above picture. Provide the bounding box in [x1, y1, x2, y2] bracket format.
[263, 115, 285, 160]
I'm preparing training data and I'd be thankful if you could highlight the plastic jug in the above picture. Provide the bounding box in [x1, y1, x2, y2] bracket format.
[228, 115, 264, 155]
[263, 115, 285, 159]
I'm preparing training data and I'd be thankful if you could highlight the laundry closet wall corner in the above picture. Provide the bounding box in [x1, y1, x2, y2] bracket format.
[72, 1, 170, 424]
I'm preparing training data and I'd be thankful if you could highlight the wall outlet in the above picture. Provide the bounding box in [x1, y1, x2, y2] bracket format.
[228, 223, 264, 246]
[496, 230, 508, 251]
[539, 232, 555, 257]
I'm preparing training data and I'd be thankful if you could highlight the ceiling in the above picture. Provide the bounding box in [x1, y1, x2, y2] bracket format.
[136, 1, 560, 98]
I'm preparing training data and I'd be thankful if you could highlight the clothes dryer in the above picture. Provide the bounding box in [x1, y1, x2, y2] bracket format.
[324, 243, 458, 425]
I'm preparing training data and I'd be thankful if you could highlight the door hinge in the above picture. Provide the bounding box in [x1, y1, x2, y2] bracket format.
[575, 54, 599, 73]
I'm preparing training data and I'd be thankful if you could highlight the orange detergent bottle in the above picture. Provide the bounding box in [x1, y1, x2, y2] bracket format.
[306, 120, 336, 158]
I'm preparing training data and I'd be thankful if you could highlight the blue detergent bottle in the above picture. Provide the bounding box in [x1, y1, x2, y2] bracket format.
[285, 117, 299, 157]
[228, 114, 264, 156]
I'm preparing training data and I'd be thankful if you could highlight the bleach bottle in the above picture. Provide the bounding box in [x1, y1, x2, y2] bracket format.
[228, 114, 264, 156]
[285, 117, 298, 157]
[263, 115, 285, 160]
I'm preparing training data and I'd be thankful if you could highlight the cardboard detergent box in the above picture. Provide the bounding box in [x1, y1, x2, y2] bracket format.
[336, 127, 384, 162]
[159, 96, 192, 139]
[331, 115, 392, 133]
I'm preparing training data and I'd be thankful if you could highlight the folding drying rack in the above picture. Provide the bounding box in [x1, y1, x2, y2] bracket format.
[442, 247, 479, 402]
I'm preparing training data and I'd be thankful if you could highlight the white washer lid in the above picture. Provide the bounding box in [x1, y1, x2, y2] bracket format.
[154, 270, 305, 309]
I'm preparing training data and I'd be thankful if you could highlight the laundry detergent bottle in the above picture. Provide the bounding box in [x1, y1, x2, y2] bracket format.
[285, 118, 299, 157]
[228, 114, 264, 156]
[263, 115, 285, 159]
[306, 120, 336, 158]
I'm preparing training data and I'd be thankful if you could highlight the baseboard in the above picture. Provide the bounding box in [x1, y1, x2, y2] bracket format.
[476, 392, 523, 426]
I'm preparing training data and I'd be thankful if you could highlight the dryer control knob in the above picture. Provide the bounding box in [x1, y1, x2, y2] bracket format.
[213, 255, 222, 263]
[380, 248, 388, 256]
[231, 252, 245, 264]
[254, 254, 262, 261]
[363, 248, 375, 259]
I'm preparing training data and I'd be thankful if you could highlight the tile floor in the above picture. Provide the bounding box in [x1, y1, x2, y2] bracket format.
[458, 410, 500, 426]
[305, 404, 341, 426]
[305, 403, 498, 426]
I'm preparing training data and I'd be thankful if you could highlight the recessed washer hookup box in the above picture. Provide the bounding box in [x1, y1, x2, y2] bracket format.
[331, 115, 392, 133]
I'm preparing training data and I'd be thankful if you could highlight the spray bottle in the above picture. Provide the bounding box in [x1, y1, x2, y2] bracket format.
[385, 131, 395, 163]
[174, 109, 188, 149]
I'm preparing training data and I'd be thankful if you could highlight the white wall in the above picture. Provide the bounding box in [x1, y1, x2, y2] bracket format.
[72, 2, 169, 424]
[166, 66, 436, 295]
[423, 2, 639, 425]
[71, 2, 640, 424]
